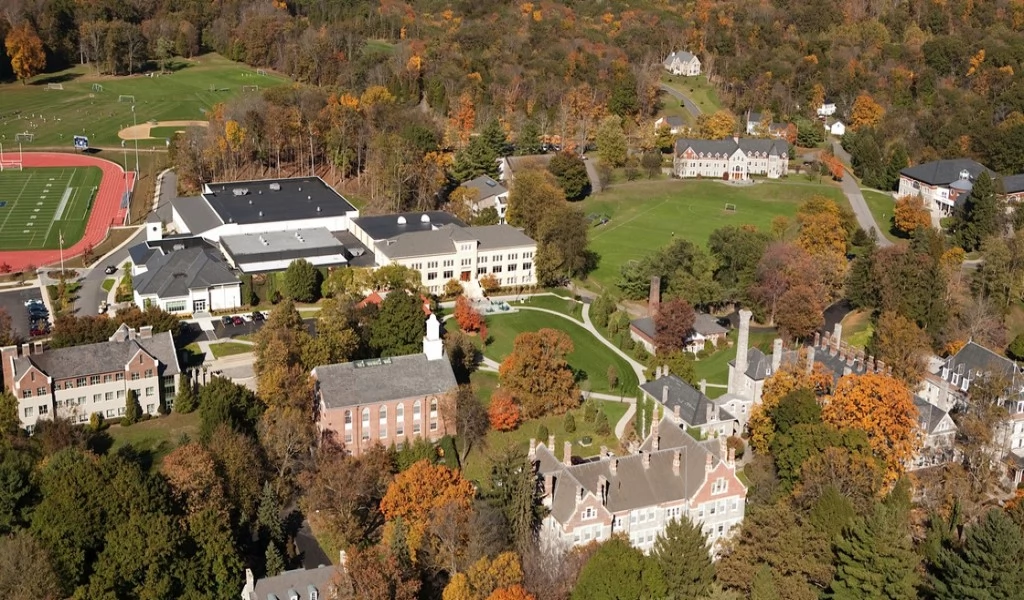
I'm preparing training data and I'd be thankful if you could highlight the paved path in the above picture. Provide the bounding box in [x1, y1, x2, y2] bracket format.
[659, 83, 703, 118]
[832, 141, 893, 247]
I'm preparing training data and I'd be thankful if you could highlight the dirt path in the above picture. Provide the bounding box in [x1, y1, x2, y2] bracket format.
[118, 120, 208, 140]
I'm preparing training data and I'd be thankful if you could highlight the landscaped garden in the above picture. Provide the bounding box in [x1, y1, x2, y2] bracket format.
[860, 189, 904, 243]
[208, 341, 254, 359]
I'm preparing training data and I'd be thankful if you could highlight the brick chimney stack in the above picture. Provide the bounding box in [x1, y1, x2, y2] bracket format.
[805, 346, 816, 374]
[727, 448, 736, 467]
[832, 323, 843, 352]
[672, 450, 681, 475]
[648, 276, 661, 316]
[735, 309, 752, 377]
[772, 338, 783, 372]
[705, 453, 713, 473]
[563, 441, 572, 466]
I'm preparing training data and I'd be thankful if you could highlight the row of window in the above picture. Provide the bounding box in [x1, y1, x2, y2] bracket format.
[57, 369, 153, 390]
[342, 401, 439, 444]
[26, 387, 157, 414]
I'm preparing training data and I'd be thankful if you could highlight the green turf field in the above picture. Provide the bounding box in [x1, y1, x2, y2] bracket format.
[579, 179, 848, 292]
[0, 54, 290, 149]
[0, 166, 102, 250]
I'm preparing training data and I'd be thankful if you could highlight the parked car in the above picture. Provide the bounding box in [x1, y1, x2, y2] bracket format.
[29, 327, 48, 337]
[23, 298, 43, 307]
[221, 315, 234, 326]
[232, 316, 244, 326]
[98, 300, 108, 314]
[104, 265, 117, 274]
[27, 306, 48, 317]
[252, 311, 265, 322]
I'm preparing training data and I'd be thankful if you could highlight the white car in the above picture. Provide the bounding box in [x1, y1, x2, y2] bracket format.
[24, 298, 43, 307]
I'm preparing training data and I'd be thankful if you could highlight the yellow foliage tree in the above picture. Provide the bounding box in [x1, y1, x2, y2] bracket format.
[893, 195, 931, 235]
[822, 373, 920, 485]
[796, 196, 848, 258]
[850, 92, 885, 130]
[810, 83, 826, 113]
[443, 552, 525, 600]
[449, 91, 476, 148]
[697, 110, 737, 140]
[748, 359, 835, 454]
[224, 120, 247, 152]
[4, 22, 46, 84]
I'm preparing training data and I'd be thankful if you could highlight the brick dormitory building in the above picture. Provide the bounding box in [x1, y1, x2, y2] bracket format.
[1, 324, 180, 432]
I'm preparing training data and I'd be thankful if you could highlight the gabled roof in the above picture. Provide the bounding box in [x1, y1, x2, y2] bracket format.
[630, 316, 656, 340]
[899, 159, 994, 187]
[664, 51, 696, 65]
[914, 396, 951, 435]
[313, 353, 457, 409]
[133, 247, 239, 299]
[1000, 174, 1024, 194]
[729, 347, 772, 381]
[675, 137, 789, 158]
[640, 374, 735, 426]
[248, 565, 336, 600]
[460, 175, 508, 202]
[944, 341, 1020, 383]
[693, 313, 727, 336]
[657, 115, 685, 127]
[377, 224, 534, 260]
[12, 328, 179, 381]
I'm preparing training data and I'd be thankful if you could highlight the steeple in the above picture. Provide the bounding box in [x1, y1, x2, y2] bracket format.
[423, 314, 443, 360]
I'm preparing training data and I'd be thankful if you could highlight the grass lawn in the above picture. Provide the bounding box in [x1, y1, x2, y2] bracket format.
[101, 278, 115, 292]
[483, 311, 638, 396]
[108, 411, 200, 466]
[657, 94, 694, 127]
[695, 328, 778, 398]
[841, 310, 874, 349]
[208, 341, 253, 358]
[181, 343, 206, 367]
[660, 74, 723, 114]
[580, 179, 846, 292]
[860, 190, 905, 244]
[0, 53, 290, 148]
[0, 166, 102, 250]
[511, 294, 583, 320]
[148, 125, 206, 141]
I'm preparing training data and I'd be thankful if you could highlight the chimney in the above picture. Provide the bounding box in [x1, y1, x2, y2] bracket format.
[662, 364, 669, 377]
[705, 404, 712, 423]
[844, 365, 853, 376]
[805, 346, 815, 374]
[820, 332, 830, 350]
[877, 360, 885, 373]
[719, 434, 727, 456]
[643, 452, 651, 469]
[339, 550, 348, 567]
[600, 445, 608, 458]
[772, 338, 783, 372]
[649, 276, 661, 316]
[544, 473, 555, 497]
[548, 434, 555, 450]
[868, 355, 876, 372]
[699, 379, 707, 394]
[20, 343, 29, 357]
[244, 568, 255, 595]
[727, 448, 736, 467]
[813, 331, 820, 347]
[655, 365, 662, 379]
[705, 453, 713, 473]
[529, 438, 537, 459]
[139, 325, 153, 339]
[732, 135, 740, 144]
[597, 475, 608, 505]
[653, 435, 660, 451]
[846, 347, 855, 367]
[563, 441, 572, 466]
[33, 341, 42, 354]
[662, 385, 669, 406]
[735, 309, 752, 377]
[0, 346, 18, 389]
[832, 323, 843, 349]
[610, 459, 618, 475]
[672, 450, 681, 475]
[673, 405, 680, 419]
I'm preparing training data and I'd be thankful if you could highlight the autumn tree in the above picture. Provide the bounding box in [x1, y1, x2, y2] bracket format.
[379, 460, 475, 563]
[823, 373, 919, 485]
[161, 442, 228, 515]
[455, 295, 484, 332]
[893, 195, 931, 235]
[4, 22, 45, 83]
[775, 285, 824, 340]
[748, 360, 834, 454]
[749, 242, 823, 326]
[335, 542, 421, 600]
[488, 390, 522, 431]
[796, 196, 850, 259]
[499, 329, 579, 418]
[654, 297, 696, 353]
[547, 152, 590, 201]
[488, 586, 536, 600]
[506, 169, 566, 237]
[595, 116, 628, 167]
[444, 551, 525, 600]
[869, 312, 928, 386]
[850, 93, 885, 130]
[697, 110, 737, 139]
[0, 530, 61, 599]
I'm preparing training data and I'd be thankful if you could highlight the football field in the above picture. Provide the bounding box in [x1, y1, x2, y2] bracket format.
[0, 167, 103, 250]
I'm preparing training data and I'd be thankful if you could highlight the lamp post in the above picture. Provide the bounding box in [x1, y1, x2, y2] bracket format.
[121, 140, 129, 198]
[131, 105, 140, 175]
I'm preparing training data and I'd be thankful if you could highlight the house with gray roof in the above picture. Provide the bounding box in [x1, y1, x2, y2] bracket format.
[456, 175, 510, 222]
[663, 51, 701, 76]
[312, 315, 458, 456]
[897, 159, 994, 216]
[1, 324, 180, 432]
[532, 416, 745, 553]
[132, 246, 241, 315]
[744, 111, 789, 138]
[641, 370, 738, 438]
[673, 136, 789, 180]
[654, 115, 686, 135]
[241, 563, 336, 600]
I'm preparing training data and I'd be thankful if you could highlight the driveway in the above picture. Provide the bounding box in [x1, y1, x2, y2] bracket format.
[659, 83, 703, 118]
[0, 287, 46, 340]
[73, 231, 144, 315]
[832, 141, 893, 248]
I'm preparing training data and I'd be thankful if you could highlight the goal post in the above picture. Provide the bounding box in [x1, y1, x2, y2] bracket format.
[118, 95, 135, 103]
[724, 203, 737, 212]
[0, 162, 23, 171]
[92, 83, 104, 92]
[242, 85, 259, 93]
[256, 68, 268, 76]
[14, 133, 34, 142]
[46, 83, 63, 90]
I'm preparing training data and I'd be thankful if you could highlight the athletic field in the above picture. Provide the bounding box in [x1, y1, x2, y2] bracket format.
[0, 167, 102, 250]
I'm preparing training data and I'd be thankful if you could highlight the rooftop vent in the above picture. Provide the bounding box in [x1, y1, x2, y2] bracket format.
[316, 206, 321, 212]
[248, 199, 253, 205]
[421, 214, 430, 223]
[294, 231, 305, 243]
[172, 243, 185, 251]
[308, 195, 312, 200]
[232, 187, 249, 196]
[298, 186, 302, 191]
[269, 182, 281, 191]
[959, 169, 971, 181]
[350, 248, 365, 257]
[397, 216, 407, 225]
[259, 236, 269, 246]
[485, 178, 496, 187]
[258, 211, 264, 218]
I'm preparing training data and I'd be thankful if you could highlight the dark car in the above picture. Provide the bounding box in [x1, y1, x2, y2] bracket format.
[221, 315, 234, 326]
[232, 316, 244, 326]
[29, 327, 48, 337]
[252, 311, 265, 322]
[28, 308, 48, 318]
[104, 265, 117, 274]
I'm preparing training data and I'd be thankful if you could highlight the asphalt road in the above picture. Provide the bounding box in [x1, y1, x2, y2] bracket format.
[832, 141, 893, 248]
[659, 83, 703, 118]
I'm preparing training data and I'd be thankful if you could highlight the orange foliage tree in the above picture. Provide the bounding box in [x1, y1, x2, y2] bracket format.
[850, 92, 885, 130]
[697, 110, 737, 140]
[748, 359, 835, 454]
[4, 22, 46, 84]
[449, 91, 476, 148]
[488, 390, 522, 431]
[380, 460, 475, 562]
[487, 586, 536, 600]
[443, 552, 525, 600]
[822, 153, 844, 180]
[455, 295, 484, 333]
[893, 195, 931, 235]
[160, 442, 228, 515]
[822, 373, 919, 485]
[498, 329, 579, 418]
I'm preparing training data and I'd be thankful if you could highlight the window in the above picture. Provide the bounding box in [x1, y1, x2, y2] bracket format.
[103, 374, 112, 383]
[105, 392, 113, 401]
[379, 405, 388, 438]
[93, 394, 101, 403]
[412, 263, 422, 271]
[116, 373, 124, 381]
[344, 411, 352, 428]
[413, 401, 421, 434]
[639, 511, 647, 523]
[509, 253, 518, 260]
[145, 387, 154, 397]
[492, 265, 503, 273]
[731, 499, 739, 511]
[427, 261, 438, 269]
[117, 407, 125, 416]
[709, 503, 716, 515]
[479, 256, 487, 263]
[64, 381, 73, 390]
[717, 524, 724, 535]
[443, 259, 454, 267]
[523, 251, 533, 259]
[443, 270, 453, 279]
[460, 258, 472, 267]
[396, 404, 405, 436]
[23, 406, 34, 418]
[583, 507, 596, 520]
[117, 390, 125, 399]
[698, 505, 704, 518]
[165, 300, 187, 312]
[427, 272, 437, 281]
[430, 399, 438, 431]
[21, 390, 31, 399]
[105, 409, 114, 418]
[712, 477, 727, 495]
[477, 267, 487, 276]
[523, 262, 532, 271]
[131, 372, 140, 381]
[146, 404, 155, 414]
[361, 408, 370, 441]
[507, 263, 517, 271]
[36, 387, 46, 396]
[90, 375, 101, 385]
[76, 377, 87, 387]
[77, 396, 85, 405]
[494, 255, 502, 262]
[145, 369, 153, 378]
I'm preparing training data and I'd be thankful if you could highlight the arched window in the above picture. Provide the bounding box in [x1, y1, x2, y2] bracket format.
[379, 405, 388, 438]
[361, 408, 370, 441]
[344, 411, 352, 427]
[396, 403, 405, 437]
[430, 398, 439, 432]
[413, 400, 422, 434]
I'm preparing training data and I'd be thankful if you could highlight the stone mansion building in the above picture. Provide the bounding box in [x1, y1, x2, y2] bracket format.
[673, 137, 789, 180]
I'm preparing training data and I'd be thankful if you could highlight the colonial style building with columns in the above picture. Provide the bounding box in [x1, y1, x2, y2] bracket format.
[673, 137, 789, 181]
[312, 315, 458, 455]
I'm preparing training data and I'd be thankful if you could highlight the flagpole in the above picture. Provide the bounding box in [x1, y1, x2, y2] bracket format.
[59, 231, 64, 275]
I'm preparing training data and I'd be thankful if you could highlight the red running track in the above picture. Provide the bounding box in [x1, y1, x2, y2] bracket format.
[0, 152, 134, 272]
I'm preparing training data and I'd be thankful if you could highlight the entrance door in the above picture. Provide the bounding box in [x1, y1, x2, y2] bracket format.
[193, 299, 207, 312]
[460, 271, 471, 282]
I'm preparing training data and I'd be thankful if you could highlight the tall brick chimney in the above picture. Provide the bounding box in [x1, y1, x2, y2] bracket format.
[772, 338, 783, 372]
[563, 441, 572, 466]
[648, 276, 661, 316]
[735, 309, 752, 377]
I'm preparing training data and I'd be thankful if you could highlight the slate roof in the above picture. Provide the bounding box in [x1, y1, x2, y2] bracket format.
[133, 247, 239, 298]
[1000, 174, 1024, 194]
[537, 417, 734, 523]
[675, 137, 789, 158]
[460, 175, 508, 201]
[12, 327, 179, 380]
[914, 395, 950, 435]
[943, 341, 1021, 383]
[630, 316, 655, 340]
[658, 115, 685, 127]
[694, 313, 727, 336]
[378, 224, 535, 260]
[728, 347, 773, 381]
[811, 348, 870, 379]
[171, 196, 222, 235]
[313, 353, 458, 409]
[248, 565, 336, 600]
[899, 159, 993, 186]
[640, 374, 735, 426]
[202, 176, 356, 225]
[664, 51, 696, 65]
[470, 224, 536, 250]
[352, 212, 464, 241]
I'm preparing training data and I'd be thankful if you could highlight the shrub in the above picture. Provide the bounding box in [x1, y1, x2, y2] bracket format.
[1009, 333, 1024, 361]
[480, 273, 501, 295]
[727, 435, 746, 459]
[537, 424, 549, 442]
[90, 412, 104, 431]
[283, 259, 321, 303]
[563, 412, 576, 433]
[488, 390, 521, 431]
[595, 411, 611, 436]
[583, 398, 598, 423]
[444, 279, 464, 298]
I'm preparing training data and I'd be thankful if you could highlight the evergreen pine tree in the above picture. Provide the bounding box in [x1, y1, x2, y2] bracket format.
[651, 518, 715, 599]
[595, 411, 611, 436]
[123, 389, 142, 425]
[954, 171, 1003, 251]
[750, 566, 780, 600]
[257, 482, 284, 545]
[563, 412, 576, 434]
[516, 120, 543, 155]
[846, 244, 877, 309]
[174, 375, 198, 413]
[929, 509, 1024, 600]
[884, 144, 909, 191]
[451, 119, 507, 181]
[265, 542, 285, 576]
[827, 500, 919, 599]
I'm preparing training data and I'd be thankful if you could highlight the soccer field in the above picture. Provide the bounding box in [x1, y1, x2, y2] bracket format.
[0, 167, 102, 251]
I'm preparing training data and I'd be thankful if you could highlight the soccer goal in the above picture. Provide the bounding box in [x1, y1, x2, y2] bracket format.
[724, 203, 737, 212]
[15, 132, 34, 143]
[118, 95, 135, 103]
[46, 83, 63, 91]
[256, 68, 268, 76]
[92, 83, 104, 92]
[0, 162, 22, 171]
[242, 85, 259, 93]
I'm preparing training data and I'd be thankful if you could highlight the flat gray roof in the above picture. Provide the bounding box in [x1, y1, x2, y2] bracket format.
[220, 228, 345, 261]
[381, 224, 535, 260]
[353, 211, 464, 241]
[172, 196, 222, 234]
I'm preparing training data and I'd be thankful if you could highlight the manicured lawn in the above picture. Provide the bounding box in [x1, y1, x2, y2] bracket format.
[694, 328, 778, 398]
[860, 189, 905, 244]
[580, 179, 846, 292]
[511, 294, 583, 320]
[148, 125, 205, 140]
[660, 74, 723, 114]
[180, 343, 206, 367]
[208, 341, 254, 358]
[841, 310, 874, 349]
[483, 311, 639, 396]
[108, 411, 200, 466]
[657, 94, 694, 126]
[101, 278, 115, 292]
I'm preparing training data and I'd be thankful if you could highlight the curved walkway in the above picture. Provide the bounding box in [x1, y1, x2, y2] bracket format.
[0, 152, 134, 271]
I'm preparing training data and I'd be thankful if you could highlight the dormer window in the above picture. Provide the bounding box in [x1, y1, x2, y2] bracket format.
[583, 507, 596, 520]
[959, 169, 971, 181]
[711, 477, 727, 495]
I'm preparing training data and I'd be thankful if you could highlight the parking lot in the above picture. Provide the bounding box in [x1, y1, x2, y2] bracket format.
[0, 286, 46, 341]
[210, 315, 317, 341]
